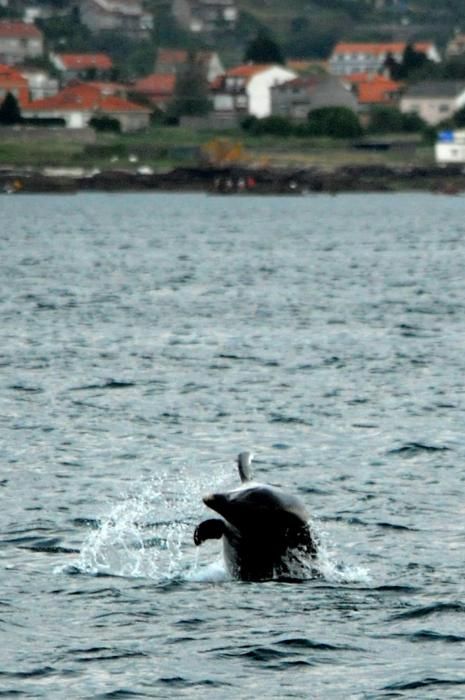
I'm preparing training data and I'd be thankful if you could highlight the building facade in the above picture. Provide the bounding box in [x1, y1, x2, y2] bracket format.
[50, 53, 113, 84]
[400, 81, 465, 125]
[23, 83, 151, 131]
[172, 0, 238, 33]
[329, 42, 440, 77]
[213, 64, 297, 119]
[79, 0, 153, 39]
[0, 21, 44, 65]
[155, 48, 224, 83]
[271, 75, 359, 120]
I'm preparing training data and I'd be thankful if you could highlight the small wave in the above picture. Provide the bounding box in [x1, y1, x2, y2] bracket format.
[8, 384, 43, 393]
[211, 636, 359, 668]
[156, 677, 230, 689]
[399, 630, 465, 643]
[0, 666, 55, 679]
[67, 647, 148, 663]
[388, 442, 451, 457]
[384, 676, 465, 691]
[376, 521, 416, 531]
[269, 413, 312, 426]
[70, 380, 136, 391]
[92, 691, 146, 699]
[390, 601, 465, 621]
[275, 637, 359, 652]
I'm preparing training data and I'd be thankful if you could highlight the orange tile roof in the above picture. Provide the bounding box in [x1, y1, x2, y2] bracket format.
[332, 41, 434, 56]
[56, 53, 113, 70]
[0, 21, 43, 38]
[133, 73, 176, 95]
[26, 84, 149, 113]
[356, 76, 403, 104]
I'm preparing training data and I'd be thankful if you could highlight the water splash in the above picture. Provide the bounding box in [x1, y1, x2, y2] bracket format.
[313, 521, 372, 585]
[64, 471, 369, 586]
[71, 467, 230, 582]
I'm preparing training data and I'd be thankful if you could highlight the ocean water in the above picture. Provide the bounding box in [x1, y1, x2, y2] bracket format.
[1, 191, 465, 699]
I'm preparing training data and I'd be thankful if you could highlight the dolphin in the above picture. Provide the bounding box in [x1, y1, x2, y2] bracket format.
[194, 452, 317, 581]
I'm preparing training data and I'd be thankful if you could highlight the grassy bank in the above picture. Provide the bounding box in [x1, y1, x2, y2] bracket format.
[0, 125, 436, 171]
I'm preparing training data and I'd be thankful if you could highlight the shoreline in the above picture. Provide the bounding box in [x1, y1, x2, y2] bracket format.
[2, 163, 465, 195]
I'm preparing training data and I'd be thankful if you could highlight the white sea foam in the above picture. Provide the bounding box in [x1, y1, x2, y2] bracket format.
[312, 521, 372, 585]
[71, 466, 230, 582]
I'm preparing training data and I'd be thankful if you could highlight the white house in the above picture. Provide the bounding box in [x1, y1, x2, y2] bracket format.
[23, 83, 151, 132]
[400, 81, 465, 125]
[0, 21, 44, 65]
[212, 64, 297, 119]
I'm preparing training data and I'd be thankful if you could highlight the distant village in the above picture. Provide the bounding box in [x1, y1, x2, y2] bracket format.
[2, 0, 465, 163]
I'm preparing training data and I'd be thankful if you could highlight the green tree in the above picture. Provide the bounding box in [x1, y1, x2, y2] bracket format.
[168, 53, 211, 118]
[368, 106, 426, 134]
[0, 92, 22, 125]
[441, 56, 465, 79]
[402, 44, 428, 75]
[368, 106, 404, 133]
[244, 30, 284, 64]
[452, 105, 465, 127]
[89, 115, 121, 132]
[306, 106, 362, 138]
[242, 115, 294, 136]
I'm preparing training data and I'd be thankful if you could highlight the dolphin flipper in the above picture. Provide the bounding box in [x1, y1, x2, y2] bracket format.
[194, 518, 226, 545]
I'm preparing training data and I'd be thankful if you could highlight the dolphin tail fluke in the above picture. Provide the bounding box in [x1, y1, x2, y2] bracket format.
[237, 451, 254, 482]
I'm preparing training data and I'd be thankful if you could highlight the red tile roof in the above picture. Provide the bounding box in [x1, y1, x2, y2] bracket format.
[0, 63, 25, 79]
[0, 63, 29, 105]
[0, 21, 43, 38]
[133, 73, 176, 96]
[226, 64, 273, 78]
[84, 81, 128, 95]
[26, 83, 149, 113]
[56, 53, 113, 70]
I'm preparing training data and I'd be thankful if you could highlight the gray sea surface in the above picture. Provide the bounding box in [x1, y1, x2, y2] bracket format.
[1, 192, 465, 699]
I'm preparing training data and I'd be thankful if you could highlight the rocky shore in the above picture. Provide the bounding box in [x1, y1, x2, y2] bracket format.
[2, 163, 465, 195]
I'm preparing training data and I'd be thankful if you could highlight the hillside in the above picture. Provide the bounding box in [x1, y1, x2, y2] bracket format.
[3, 0, 465, 74]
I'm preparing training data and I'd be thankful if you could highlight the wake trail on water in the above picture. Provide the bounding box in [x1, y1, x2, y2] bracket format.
[60, 470, 369, 585]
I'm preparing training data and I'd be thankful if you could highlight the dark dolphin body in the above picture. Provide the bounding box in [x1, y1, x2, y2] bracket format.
[194, 452, 317, 581]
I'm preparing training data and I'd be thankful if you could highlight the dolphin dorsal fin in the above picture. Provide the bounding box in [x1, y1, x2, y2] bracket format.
[237, 451, 254, 483]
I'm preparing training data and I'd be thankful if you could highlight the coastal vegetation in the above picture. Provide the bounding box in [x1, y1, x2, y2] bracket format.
[0, 122, 435, 171]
